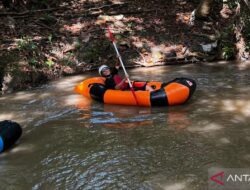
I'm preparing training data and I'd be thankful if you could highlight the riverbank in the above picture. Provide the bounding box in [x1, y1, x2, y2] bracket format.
[0, 0, 247, 93]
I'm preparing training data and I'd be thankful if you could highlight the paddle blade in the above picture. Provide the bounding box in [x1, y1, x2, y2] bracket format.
[107, 26, 115, 42]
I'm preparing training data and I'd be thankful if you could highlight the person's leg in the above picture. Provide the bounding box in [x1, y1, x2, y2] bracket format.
[132, 82, 146, 91]
[133, 82, 154, 91]
[146, 85, 154, 91]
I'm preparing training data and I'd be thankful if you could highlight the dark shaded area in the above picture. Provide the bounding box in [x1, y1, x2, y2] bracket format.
[1, 0, 62, 11]
[0, 0, 247, 93]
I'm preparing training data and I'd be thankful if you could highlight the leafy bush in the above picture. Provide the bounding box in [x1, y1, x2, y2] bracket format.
[45, 59, 54, 67]
[222, 46, 235, 60]
[17, 36, 37, 51]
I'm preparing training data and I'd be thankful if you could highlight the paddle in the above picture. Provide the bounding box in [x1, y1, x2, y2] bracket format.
[107, 26, 139, 105]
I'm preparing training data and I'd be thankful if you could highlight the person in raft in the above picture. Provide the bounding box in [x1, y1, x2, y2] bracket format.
[98, 64, 154, 91]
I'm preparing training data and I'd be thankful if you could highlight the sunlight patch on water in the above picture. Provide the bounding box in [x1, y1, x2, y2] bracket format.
[243, 154, 250, 161]
[230, 115, 247, 123]
[188, 123, 223, 133]
[0, 144, 34, 159]
[12, 92, 36, 101]
[219, 137, 230, 144]
[0, 113, 14, 121]
[39, 92, 52, 99]
[0, 111, 46, 126]
[9, 144, 34, 154]
[64, 94, 91, 109]
[0, 96, 7, 101]
[52, 75, 87, 91]
[206, 61, 229, 66]
[236, 61, 250, 70]
[221, 99, 250, 117]
[162, 181, 188, 190]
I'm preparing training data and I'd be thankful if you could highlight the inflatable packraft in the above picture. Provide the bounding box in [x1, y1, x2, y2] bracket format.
[74, 77, 196, 106]
[0, 120, 22, 153]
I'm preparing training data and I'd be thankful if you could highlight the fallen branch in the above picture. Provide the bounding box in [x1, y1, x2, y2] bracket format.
[190, 32, 219, 41]
[32, 20, 56, 32]
[62, 9, 159, 19]
[242, 0, 250, 10]
[0, 7, 65, 16]
[107, 9, 158, 16]
[86, 3, 127, 11]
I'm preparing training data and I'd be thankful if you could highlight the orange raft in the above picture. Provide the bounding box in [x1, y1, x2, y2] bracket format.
[74, 77, 196, 107]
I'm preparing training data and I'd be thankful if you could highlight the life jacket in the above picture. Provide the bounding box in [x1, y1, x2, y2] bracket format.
[105, 74, 128, 90]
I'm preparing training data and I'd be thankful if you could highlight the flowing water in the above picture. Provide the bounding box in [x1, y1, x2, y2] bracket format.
[1, 62, 250, 190]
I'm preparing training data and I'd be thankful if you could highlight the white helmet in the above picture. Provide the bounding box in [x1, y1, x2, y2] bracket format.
[98, 65, 110, 76]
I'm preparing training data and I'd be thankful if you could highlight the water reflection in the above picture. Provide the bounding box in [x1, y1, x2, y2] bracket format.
[74, 96, 193, 130]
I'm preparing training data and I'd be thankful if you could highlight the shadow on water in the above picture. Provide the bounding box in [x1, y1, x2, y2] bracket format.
[1, 63, 250, 189]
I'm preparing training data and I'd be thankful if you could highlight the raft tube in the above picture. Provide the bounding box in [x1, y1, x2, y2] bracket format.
[74, 77, 196, 106]
[0, 120, 22, 153]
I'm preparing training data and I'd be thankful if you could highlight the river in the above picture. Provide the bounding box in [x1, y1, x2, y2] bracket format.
[1, 62, 250, 190]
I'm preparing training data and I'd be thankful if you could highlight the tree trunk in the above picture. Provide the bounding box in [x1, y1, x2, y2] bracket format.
[234, 2, 249, 61]
[195, 0, 214, 19]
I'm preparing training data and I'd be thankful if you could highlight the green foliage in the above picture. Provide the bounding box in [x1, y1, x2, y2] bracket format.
[79, 39, 110, 64]
[220, 22, 236, 60]
[29, 58, 39, 67]
[222, 46, 235, 60]
[127, 22, 135, 28]
[41, 13, 57, 25]
[242, 21, 250, 51]
[226, 0, 238, 9]
[45, 59, 54, 67]
[48, 34, 53, 44]
[61, 53, 75, 66]
[73, 39, 81, 50]
[17, 36, 41, 68]
[17, 36, 37, 51]
[115, 34, 122, 40]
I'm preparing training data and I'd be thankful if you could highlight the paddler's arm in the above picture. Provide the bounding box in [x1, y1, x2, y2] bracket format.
[114, 74, 129, 90]
[114, 78, 127, 90]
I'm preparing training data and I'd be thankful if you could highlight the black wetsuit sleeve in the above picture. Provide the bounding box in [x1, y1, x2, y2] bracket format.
[105, 77, 116, 89]
[111, 67, 118, 75]
[104, 67, 119, 89]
